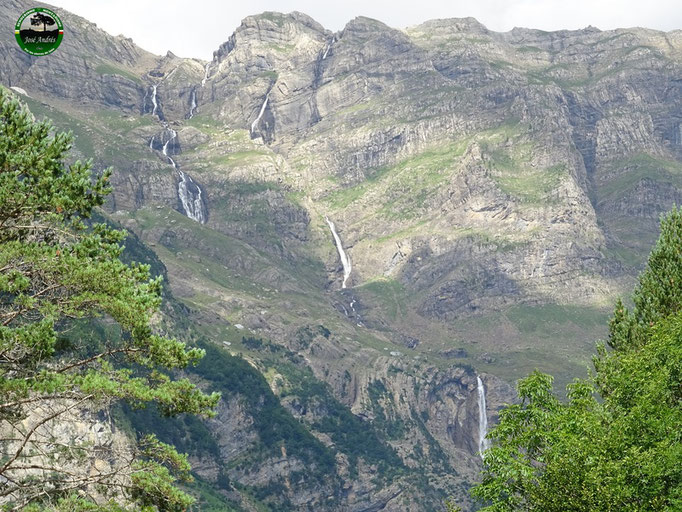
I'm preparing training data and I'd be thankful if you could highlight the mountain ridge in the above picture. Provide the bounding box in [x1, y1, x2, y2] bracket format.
[1, 2, 681, 509]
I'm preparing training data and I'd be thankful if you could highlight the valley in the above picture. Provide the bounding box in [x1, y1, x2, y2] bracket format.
[1, 1, 681, 508]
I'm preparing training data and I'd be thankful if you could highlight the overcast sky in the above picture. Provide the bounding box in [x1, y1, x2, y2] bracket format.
[46, 0, 681, 60]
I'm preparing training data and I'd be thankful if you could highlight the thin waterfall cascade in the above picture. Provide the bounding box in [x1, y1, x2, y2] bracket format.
[150, 84, 158, 117]
[201, 62, 212, 87]
[177, 170, 207, 224]
[322, 42, 332, 59]
[477, 376, 491, 458]
[161, 128, 178, 168]
[156, 127, 206, 224]
[325, 216, 352, 288]
[188, 89, 197, 119]
[148, 64, 206, 223]
[349, 298, 363, 326]
[250, 95, 269, 135]
[148, 66, 179, 118]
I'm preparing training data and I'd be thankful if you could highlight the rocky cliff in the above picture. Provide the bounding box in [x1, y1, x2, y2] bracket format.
[1, 1, 680, 509]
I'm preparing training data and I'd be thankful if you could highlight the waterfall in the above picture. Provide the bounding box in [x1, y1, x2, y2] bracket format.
[161, 128, 178, 168]
[150, 85, 158, 117]
[322, 42, 331, 59]
[349, 298, 363, 326]
[188, 89, 197, 119]
[201, 62, 211, 87]
[325, 216, 352, 288]
[148, 64, 206, 223]
[477, 376, 491, 458]
[250, 95, 269, 134]
[159, 128, 206, 224]
[177, 170, 206, 224]
[149, 66, 179, 118]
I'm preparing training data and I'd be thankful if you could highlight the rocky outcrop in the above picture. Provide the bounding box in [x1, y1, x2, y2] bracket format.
[0, 401, 134, 508]
[1, 3, 681, 510]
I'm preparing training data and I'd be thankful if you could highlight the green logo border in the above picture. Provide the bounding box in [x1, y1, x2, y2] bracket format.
[15, 7, 64, 56]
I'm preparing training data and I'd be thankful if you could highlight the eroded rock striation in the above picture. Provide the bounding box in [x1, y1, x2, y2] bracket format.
[1, 1, 681, 509]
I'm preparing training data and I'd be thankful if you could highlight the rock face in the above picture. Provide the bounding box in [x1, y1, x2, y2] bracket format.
[0, 401, 134, 508]
[1, 1, 681, 509]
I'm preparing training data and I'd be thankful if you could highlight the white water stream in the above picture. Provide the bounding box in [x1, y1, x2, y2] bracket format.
[150, 85, 158, 117]
[188, 89, 197, 119]
[477, 376, 491, 458]
[160, 128, 206, 224]
[325, 216, 352, 288]
[201, 62, 211, 87]
[147, 65, 206, 224]
[177, 170, 206, 224]
[149, 66, 179, 118]
[250, 95, 269, 134]
[162, 128, 177, 168]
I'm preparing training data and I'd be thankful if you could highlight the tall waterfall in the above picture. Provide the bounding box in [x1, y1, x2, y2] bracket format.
[177, 170, 206, 223]
[188, 89, 197, 119]
[150, 85, 158, 117]
[325, 216, 352, 288]
[477, 376, 491, 458]
[161, 128, 178, 168]
[250, 95, 269, 134]
[201, 62, 211, 87]
[158, 128, 206, 224]
[322, 42, 332, 59]
[149, 67, 180, 118]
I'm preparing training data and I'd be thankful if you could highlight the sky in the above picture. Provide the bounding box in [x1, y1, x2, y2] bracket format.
[46, 0, 681, 60]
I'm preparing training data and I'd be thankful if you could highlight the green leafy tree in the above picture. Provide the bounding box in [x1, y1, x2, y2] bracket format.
[471, 208, 682, 511]
[0, 88, 219, 510]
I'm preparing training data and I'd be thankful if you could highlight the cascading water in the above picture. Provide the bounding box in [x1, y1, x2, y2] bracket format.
[162, 128, 178, 168]
[158, 127, 206, 224]
[188, 89, 197, 119]
[322, 42, 332, 59]
[201, 62, 211, 87]
[177, 170, 206, 223]
[147, 64, 207, 223]
[250, 95, 269, 135]
[148, 66, 179, 118]
[150, 85, 158, 117]
[349, 298, 363, 326]
[325, 216, 352, 288]
[477, 376, 491, 458]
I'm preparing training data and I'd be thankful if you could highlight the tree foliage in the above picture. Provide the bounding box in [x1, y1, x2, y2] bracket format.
[0, 88, 219, 510]
[471, 208, 682, 511]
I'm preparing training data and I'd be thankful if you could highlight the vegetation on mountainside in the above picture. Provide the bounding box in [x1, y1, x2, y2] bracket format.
[0, 88, 219, 510]
[470, 208, 682, 511]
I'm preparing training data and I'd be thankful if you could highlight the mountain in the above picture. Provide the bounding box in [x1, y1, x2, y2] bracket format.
[1, 1, 681, 509]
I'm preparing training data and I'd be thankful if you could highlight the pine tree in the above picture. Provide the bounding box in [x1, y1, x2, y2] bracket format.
[0, 88, 219, 510]
[471, 208, 682, 511]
